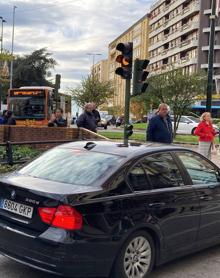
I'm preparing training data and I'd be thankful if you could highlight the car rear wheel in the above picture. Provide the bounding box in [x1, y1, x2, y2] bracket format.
[111, 230, 155, 278]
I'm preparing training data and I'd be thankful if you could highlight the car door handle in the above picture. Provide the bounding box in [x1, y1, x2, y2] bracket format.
[148, 202, 166, 208]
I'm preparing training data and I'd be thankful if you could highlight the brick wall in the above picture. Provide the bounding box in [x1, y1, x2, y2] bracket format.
[0, 126, 108, 144]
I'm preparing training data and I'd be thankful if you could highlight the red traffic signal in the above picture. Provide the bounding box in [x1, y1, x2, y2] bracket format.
[115, 42, 133, 80]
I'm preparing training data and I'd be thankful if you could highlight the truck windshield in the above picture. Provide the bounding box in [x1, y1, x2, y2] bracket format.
[9, 96, 45, 119]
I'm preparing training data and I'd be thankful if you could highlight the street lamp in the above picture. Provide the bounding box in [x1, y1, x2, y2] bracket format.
[9, 5, 17, 89]
[0, 17, 7, 54]
[86, 53, 102, 73]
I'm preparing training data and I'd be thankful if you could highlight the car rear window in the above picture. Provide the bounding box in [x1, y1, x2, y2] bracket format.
[19, 148, 123, 186]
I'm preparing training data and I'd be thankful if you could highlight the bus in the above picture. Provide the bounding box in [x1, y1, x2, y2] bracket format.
[8, 86, 71, 126]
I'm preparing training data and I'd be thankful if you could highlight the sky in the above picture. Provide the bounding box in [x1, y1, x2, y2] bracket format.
[0, 0, 154, 91]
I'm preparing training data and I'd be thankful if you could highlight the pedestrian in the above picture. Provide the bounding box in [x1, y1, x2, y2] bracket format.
[76, 103, 97, 133]
[194, 112, 216, 159]
[146, 103, 173, 144]
[91, 102, 101, 126]
[48, 108, 67, 127]
[3, 110, 16, 125]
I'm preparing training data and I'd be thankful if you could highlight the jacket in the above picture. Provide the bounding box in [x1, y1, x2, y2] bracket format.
[194, 121, 216, 142]
[77, 111, 97, 132]
[146, 114, 173, 144]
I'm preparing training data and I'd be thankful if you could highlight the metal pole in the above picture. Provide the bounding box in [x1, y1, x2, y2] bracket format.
[206, 0, 216, 112]
[123, 79, 131, 146]
[0, 18, 3, 54]
[10, 5, 17, 89]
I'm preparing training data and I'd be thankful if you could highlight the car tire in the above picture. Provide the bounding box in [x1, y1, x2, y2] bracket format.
[191, 127, 196, 135]
[104, 125, 107, 130]
[111, 230, 155, 278]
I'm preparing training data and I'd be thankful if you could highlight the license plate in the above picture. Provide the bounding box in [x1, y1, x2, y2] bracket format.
[0, 199, 33, 219]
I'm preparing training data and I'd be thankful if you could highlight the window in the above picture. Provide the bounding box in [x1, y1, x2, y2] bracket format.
[141, 153, 184, 189]
[19, 148, 124, 186]
[177, 152, 220, 184]
[127, 163, 149, 191]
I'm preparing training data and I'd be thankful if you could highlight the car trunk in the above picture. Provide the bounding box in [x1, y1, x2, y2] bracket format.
[0, 174, 101, 233]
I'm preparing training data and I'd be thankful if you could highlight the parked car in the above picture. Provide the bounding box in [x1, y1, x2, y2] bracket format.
[170, 115, 219, 134]
[97, 117, 108, 129]
[1, 141, 220, 277]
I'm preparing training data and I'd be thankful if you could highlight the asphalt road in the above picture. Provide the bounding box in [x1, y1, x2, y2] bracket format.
[1, 243, 220, 278]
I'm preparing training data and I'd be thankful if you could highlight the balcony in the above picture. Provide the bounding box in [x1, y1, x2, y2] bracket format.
[201, 63, 220, 69]
[149, 22, 199, 52]
[149, 38, 199, 64]
[203, 26, 220, 32]
[149, 2, 200, 38]
[202, 45, 220, 51]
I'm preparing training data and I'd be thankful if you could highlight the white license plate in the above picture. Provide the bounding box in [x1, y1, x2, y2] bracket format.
[1, 199, 33, 219]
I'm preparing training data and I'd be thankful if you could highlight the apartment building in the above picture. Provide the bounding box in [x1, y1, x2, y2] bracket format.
[148, 0, 220, 92]
[108, 14, 150, 107]
[92, 59, 109, 82]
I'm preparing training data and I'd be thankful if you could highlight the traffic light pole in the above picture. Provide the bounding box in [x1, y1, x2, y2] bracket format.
[206, 0, 216, 112]
[123, 79, 131, 146]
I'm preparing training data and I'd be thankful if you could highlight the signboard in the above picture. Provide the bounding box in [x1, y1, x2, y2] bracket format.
[10, 90, 45, 97]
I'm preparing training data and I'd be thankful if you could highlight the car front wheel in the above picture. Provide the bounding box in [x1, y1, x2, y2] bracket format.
[111, 230, 155, 278]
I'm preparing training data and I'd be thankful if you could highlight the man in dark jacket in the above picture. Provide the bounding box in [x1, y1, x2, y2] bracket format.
[91, 103, 101, 126]
[77, 103, 97, 132]
[3, 111, 16, 125]
[146, 103, 173, 144]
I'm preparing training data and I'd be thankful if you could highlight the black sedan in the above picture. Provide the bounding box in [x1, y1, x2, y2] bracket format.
[0, 141, 220, 278]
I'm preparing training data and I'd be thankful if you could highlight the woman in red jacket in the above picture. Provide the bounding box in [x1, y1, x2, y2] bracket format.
[194, 112, 216, 159]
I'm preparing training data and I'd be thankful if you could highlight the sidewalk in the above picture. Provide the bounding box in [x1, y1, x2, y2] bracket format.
[182, 144, 220, 167]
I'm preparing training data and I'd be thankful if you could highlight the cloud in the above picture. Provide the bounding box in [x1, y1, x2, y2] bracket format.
[0, 0, 153, 89]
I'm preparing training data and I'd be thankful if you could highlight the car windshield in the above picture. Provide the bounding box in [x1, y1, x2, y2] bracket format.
[19, 148, 123, 186]
[9, 96, 45, 119]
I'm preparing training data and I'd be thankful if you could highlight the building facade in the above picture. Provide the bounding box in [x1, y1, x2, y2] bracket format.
[148, 0, 220, 92]
[92, 59, 109, 82]
[108, 14, 150, 107]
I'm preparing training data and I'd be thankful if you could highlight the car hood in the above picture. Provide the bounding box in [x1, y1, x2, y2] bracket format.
[0, 172, 102, 202]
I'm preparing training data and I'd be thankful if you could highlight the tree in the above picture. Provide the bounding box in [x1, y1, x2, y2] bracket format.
[69, 73, 113, 108]
[12, 48, 57, 88]
[148, 69, 207, 136]
[0, 51, 13, 105]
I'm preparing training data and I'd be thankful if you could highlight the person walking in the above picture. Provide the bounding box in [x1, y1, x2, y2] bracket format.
[91, 103, 101, 126]
[194, 112, 216, 159]
[76, 103, 97, 133]
[146, 103, 173, 144]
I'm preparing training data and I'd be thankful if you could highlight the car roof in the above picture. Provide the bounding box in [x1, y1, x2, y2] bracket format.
[57, 140, 190, 158]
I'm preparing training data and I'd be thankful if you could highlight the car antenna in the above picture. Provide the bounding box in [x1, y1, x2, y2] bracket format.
[84, 142, 96, 150]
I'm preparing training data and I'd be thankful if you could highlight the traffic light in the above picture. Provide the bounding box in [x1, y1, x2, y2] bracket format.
[133, 59, 150, 96]
[115, 42, 133, 80]
[125, 124, 133, 138]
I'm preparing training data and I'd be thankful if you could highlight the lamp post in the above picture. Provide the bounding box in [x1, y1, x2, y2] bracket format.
[206, 0, 217, 112]
[9, 5, 17, 89]
[0, 17, 7, 54]
[86, 53, 102, 74]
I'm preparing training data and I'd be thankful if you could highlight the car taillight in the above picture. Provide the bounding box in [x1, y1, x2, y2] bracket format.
[38, 205, 83, 230]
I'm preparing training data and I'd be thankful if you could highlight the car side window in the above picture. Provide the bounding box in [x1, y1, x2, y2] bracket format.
[141, 153, 184, 189]
[127, 163, 150, 191]
[177, 152, 220, 184]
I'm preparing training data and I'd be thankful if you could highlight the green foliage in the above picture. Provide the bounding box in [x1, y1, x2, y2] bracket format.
[12, 48, 57, 88]
[69, 73, 114, 108]
[148, 69, 207, 136]
[0, 146, 42, 174]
